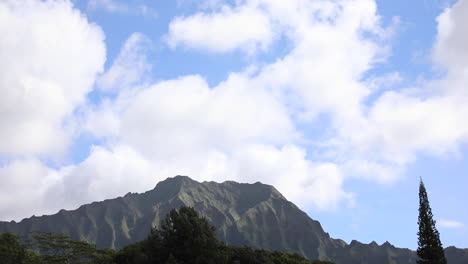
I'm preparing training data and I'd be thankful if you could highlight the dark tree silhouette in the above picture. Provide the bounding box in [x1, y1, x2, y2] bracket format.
[417, 179, 447, 264]
[158, 206, 223, 264]
[0, 232, 26, 264]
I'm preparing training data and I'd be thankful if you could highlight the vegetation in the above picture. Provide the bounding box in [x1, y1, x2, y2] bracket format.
[417, 179, 447, 264]
[0, 231, 115, 264]
[0, 232, 26, 264]
[0, 206, 333, 264]
[114, 206, 333, 264]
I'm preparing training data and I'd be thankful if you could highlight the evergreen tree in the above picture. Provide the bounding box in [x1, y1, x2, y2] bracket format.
[417, 179, 447, 264]
[159, 206, 222, 264]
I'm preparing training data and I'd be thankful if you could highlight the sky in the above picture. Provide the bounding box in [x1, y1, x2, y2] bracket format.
[0, 0, 467, 250]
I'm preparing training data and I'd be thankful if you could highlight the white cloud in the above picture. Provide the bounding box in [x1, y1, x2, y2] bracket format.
[0, 145, 158, 221]
[166, 2, 274, 54]
[84, 0, 387, 210]
[0, 0, 105, 156]
[83, 99, 122, 139]
[0, 159, 60, 221]
[0, 0, 402, 219]
[48, 145, 157, 210]
[97, 33, 152, 92]
[331, 0, 468, 180]
[0, 141, 349, 221]
[52, 144, 349, 214]
[336, 92, 468, 173]
[230, 144, 351, 210]
[434, 0, 468, 73]
[102, 73, 297, 159]
[87, 0, 158, 18]
[7, 0, 468, 222]
[439, 219, 466, 229]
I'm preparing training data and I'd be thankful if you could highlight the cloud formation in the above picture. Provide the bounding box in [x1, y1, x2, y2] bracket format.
[81, 0, 386, 212]
[1, 0, 468, 225]
[0, 0, 105, 157]
[0, 0, 387, 220]
[166, 2, 274, 54]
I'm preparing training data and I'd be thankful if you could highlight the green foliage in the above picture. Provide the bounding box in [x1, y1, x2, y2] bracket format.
[0, 232, 26, 264]
[159, 206, 222, 264]
[226, 246, 334, 264]
[417, 179, 447, 264]
[31, 232, 95, 263]
[0, 231, 115, 264]
[115, 206, 227, 264]
[115, 206, 333, 264]
[26, 231, 115, 264]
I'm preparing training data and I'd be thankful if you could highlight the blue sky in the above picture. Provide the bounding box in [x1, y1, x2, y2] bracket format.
[0, 0, 467, 250]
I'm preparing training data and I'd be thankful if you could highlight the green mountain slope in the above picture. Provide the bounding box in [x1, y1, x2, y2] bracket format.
[0, 176, 466, 264]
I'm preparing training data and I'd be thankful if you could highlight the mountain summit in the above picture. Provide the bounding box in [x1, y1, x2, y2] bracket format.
[0, 176, 466, 264]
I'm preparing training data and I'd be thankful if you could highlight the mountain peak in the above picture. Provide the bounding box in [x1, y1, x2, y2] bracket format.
[153, 175, 195, 188]
[382, 241, 393, 248]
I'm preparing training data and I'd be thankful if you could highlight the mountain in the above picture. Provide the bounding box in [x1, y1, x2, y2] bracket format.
[0, 176, 466, 264]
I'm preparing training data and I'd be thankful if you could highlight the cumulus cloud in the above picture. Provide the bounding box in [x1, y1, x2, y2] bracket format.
[167, 0, 468, 188]
[79, 0, 386, 211]
[82, 0, 383, 206]
[166, 2, 274, 54]
[0, 159, 60, 221]
[118, 74, 297, 158]
[0, 145, 158, 221]
[46, 143, 348, 214]
[0, 0, 105, 156]
[334, 92, 468, 178]
[337, 0, 468, 178]
[49, 145, 157, 209]
[434, 0, 468, 73]
[230, 145, 351, 210]
[5, 0, 468, 222]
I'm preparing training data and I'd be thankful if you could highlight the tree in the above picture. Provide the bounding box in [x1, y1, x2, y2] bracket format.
[25, 231, 115, 264]
[158, 206, 223, 264]
[417, 179, 447, 264]
[0, 232, 26, 264]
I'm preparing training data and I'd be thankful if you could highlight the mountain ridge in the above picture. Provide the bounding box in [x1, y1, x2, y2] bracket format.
[1, 176, 466, 264]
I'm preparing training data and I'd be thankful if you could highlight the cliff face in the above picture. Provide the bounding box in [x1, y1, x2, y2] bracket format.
[0, 176, 466, 264]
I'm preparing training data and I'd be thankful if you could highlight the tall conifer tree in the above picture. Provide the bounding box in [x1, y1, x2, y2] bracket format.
[417, 179, 447, 264]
